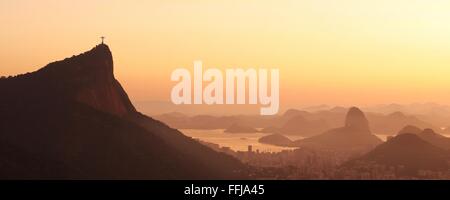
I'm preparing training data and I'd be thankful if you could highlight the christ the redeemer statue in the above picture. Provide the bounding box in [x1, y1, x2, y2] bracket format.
[100, 36, 105, 44]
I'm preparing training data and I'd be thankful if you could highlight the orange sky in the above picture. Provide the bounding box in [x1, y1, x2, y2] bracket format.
[1, 0, 450, 108]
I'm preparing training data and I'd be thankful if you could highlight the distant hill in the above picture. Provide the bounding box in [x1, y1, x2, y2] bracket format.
[278, 116, 330, 136]
[261, 115, 330, 137]
[397, 125, 423, 135]
[364, 103, 450, 129]
[258, 134, 293, 147]
[366, 111, 435, 135]
[224, 123, 258, 133]
[417, 129, 450, 150]
[343, 134, 450, 176]
[397, 126, 450, 151]
[0, 44, 245, 179]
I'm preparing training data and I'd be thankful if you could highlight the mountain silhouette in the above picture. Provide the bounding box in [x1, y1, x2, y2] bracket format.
[397, 125, 423, 135]
[416, 128, 450, 151]
[258, 134, 293, 147]
[259, 109, 331, 136]
[292, 107, 382, 152]
[345, 107, 370, 132]
[396, 126, 450, 150]
[343, 134, 450, 176]
[0, 44, 245, 179]
[367, 111, 435, 135]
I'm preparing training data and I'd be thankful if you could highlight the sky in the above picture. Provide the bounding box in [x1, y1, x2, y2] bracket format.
[1, 0, 450, 109]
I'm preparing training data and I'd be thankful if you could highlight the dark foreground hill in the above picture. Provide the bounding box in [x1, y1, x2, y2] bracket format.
[0, 44, 245, 179]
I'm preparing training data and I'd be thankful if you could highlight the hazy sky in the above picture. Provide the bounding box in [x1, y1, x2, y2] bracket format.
[2, 0, 450, 108]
